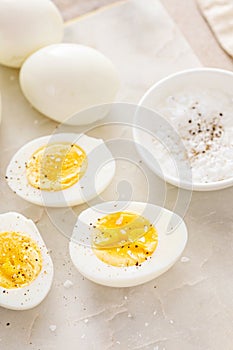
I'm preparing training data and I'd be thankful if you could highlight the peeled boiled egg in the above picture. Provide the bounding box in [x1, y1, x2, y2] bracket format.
[6, 133, 115, 207]
[0, 0, 63, 68]
[69, 201, 188, 287]
[0, 212, 53, 310]
[20, 43, 120, 125]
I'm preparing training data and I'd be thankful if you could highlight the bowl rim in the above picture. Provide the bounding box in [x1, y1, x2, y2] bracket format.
[134, 67, 233, 191]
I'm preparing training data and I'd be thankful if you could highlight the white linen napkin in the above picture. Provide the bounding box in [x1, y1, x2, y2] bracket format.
[197, 0, 233, 57]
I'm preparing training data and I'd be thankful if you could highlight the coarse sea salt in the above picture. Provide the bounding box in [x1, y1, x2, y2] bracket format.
[151, 88, 233, 183]
[181, 256, 190, 263]
[49, 325, 57, 332]
[63, 280, 74, 289]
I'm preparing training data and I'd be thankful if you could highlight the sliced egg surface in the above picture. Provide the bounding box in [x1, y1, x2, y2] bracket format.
[6, 133, 115, 207]
[69, 201, 188, 287]
[0, 212, 53, 310]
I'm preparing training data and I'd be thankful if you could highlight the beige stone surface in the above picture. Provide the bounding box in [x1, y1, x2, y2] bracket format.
[1, 1, 233, 350]
[0, 1, 210, 350]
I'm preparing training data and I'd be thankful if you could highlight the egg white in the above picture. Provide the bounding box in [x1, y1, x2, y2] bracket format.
[6, 133, 116, 207]
[0, 0, 63, 68]
[20, 43, 120, 125]
[0, 212, 53, 311]
[69, 201, 188, 288]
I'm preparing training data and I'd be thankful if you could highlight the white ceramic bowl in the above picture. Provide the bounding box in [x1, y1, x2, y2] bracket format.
[134, 68, 233, 191]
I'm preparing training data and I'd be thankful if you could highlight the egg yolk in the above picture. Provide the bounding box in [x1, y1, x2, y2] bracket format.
[26, 143, 87, 191]
[0, 232, 42, 289]
[92, 212, 158, 267]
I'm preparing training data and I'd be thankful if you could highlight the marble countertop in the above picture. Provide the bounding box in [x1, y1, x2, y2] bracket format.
[1, 1, 233, 350]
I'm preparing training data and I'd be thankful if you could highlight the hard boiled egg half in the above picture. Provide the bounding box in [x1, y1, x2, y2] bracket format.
[20, 43, 120, 125]
[0, 212, 53, 310]
[6, 133, 115, 207]
[69, 201, 188, 287]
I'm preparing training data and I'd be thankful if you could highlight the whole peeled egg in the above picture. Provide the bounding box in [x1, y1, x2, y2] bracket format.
[0, 0, 64, 68]
[20, 43, 120, 125]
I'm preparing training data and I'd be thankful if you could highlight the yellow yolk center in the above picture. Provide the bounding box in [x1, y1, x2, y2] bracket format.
[26, 143, 87, 191]
[92, 212, 158, 267]
[0, 232, 42, 289]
